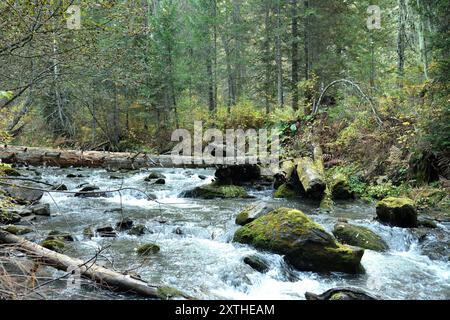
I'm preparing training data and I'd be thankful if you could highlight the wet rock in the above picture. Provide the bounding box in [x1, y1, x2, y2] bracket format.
[214, 165, 261, 185]
[235, 202, 274, 226]
[0, 210, 21, 224]
[109, 175, 122, 180]
[417, 217, 437, 228]
[174, 227, 183, 235]
[74, 185, 107, 198]
[274, 183, 298, 199]
[154, 178, 165, 185]
[181, 183, 251, 199]
[1, 225, 33, 235]
[233, 208, 364, 274]
[243, 255, 270, 273]
[83, 227, 94, 239]
[127, 224, 146, 236]
[305, 287, 378, 300]
[2, 168, 21, 176]
[41, 239, 65, 253]
[66, 173, 83, 178]
[96, 226, 117, 238]
[4, 183, 44, 205]
[144, 172, 166, 181]
[30, 203, 50, 216]
[46, 230, 74, 242]
[51, 184, 68, 191]
[116, 217, 133, 231]
[198, 175, 207, 180]
[136, 243, 160, 256]
[413, 228, 449, 261]
[332, 223, 388, 252]
[156, 286, 189, 299]
[376, 197, 418, 228]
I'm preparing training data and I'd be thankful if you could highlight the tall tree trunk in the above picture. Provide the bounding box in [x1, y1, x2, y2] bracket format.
[275, 0, 284, 107]
[291, 0, 299, 111]
[304, 0, 310, 81]
[415, 0, 429, 79]
[263, 0, 271, 114]
[222, 36, 236, 110]
[397, 0, 406, 87]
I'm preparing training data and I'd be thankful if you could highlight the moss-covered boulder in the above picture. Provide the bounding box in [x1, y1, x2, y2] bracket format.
[46, 230, 74, 242]
[41, 239, 65, 253]
[1, 168, 21, 176]
[332, 223, 388, 252]
[376, 197, 418, 228]
[136, 243, 160, 256]
[128, 224, 146, 236]
[1, 225, 33, 235]
[181, 183, 251, 199]
[330, 173, 354, 200]
[274, 183, 297, 198]
[233, 208, 364, 273]
[235, 202, 274, 226]
[0, 210, 21, 224]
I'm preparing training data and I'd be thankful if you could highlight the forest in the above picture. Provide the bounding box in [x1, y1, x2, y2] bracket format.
[0, 0, 449, 302]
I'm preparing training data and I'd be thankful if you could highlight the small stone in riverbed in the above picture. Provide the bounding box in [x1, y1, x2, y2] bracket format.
[128, 224, 146, 236]
[47, 230, 74, 242]
[67, 173, 83, 178]
[198, 175, 207, 180]
[136, 243, 160, 256]
[174, 227, 183, 235]
[30, 203, 50, 216]
[52, 184, 68, 191]
[1, 225, 33, 235]
[96, 226, 117, 237]
[41, 239, 65, 253]
[75, 185, 107, 198]
[83, 227, 94, 239]
[154, 178, 165, 185]
[144, 171, 166, 181]
[243, 255, 270, 273]
[116, 218, 133, 231]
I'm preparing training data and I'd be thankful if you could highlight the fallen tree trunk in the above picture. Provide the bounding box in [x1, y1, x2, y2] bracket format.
[0, 145, 210, 169]
[0, 230, 186, 299]
[296, 156, 326, 200]
[273, 159, 295, 189]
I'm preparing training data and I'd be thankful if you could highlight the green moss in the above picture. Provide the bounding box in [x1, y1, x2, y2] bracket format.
[136, 243, 160, 256]
[330, 292, 345, 300]
[376, 197, 417, 228]
[187, 183, 250, 199]
[2, 225, 33, 235]
[377, 197, 414, 208]
[156, 286, 187, 299]
[235, 208, 251, 226]
[41, 239, 65, 252]
[274, 183, 297, 198]
[333, 223, 388, 252]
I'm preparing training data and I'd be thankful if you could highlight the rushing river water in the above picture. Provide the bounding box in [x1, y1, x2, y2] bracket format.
[19, 166, 450, 300]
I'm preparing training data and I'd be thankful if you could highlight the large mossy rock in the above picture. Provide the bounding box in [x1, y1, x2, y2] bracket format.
[330, 173, 354, 200]
[181, 182, 251, 199]
[233, 208, 364, 274]
[376, 197, 418, 228]
[214, 165, 261, 185]
[235, 202, 274, 226]
[332, 223, 388, 252]
[274, 183, 298, 199]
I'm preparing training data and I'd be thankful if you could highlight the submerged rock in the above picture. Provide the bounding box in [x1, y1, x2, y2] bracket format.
[305, 287, 378, 300]
[233, 208, 364, 274]
[243, 255, 270, 273]
[96, 226, 117, 237]
[144, 172, 166, 181]
[376, 197, 418, 228]
[75, 185, 107, 198]
[128, 224, 146, 236]
[332, 223, 388, 252]
[235, 202, 274, 226]
[136, 243, 160, 256]
[181, 182, 251, 199]
[116, 217, 133, 231]
[154, 178, 165, 185]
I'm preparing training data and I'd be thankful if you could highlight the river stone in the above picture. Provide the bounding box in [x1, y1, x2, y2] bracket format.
[47, 230, 74, 242]
[52, 184, 68, 191]
[116, 217, 133, 231]
[181, 183, 251, 199]
[376, 197, 418, 228]
[235, 202, 274, 226]
[4, 183, 44, 205]
[274, 183, 298, 199]
[75, 185, 107, 198]
[128, 224, 146, 236]
[1, 224, 33, 235]
[83, 227, 94, 239]
[198, 175, 207, 180]
[96, 226, 117, 237]
[214, 165, 261, 185]
[144, 172, 166, 181]
[136, 243, 160, 256]
[332, 223, 388, 252]
[305, 287, 378, 300]
[154, 178, 165, 185]
[243, 255, 270, 273]
[2, 168, 21, 176]
[30, 203, 50, 216]
[41, 239, 65, 253]
[0, 210, 21, 224]
[233, 208, 364, 274]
